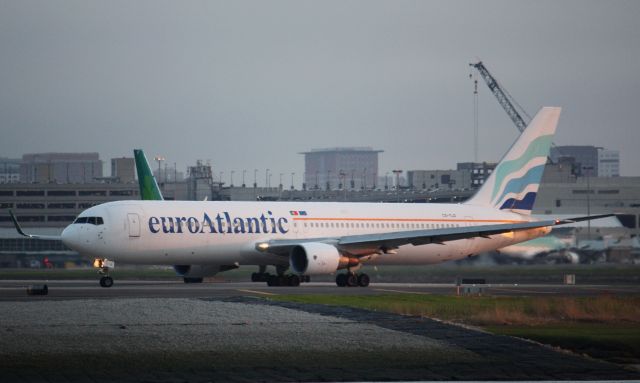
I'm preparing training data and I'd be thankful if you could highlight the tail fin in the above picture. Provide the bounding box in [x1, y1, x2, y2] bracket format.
[134, 149, 164, 201]
[465, 107, 561, 215]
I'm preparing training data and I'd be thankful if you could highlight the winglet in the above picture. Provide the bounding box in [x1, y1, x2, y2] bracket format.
[8, 210, 61, 240]
[134, 149, 164, 201]
[9, 209, 28, 237]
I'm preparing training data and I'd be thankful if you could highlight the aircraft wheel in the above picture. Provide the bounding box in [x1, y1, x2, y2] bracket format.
[99, 276, 113, 288]
[358, 273, 370, 287]
[183, 277, 203, 283]
[288, 275, 301, 287]
[336, 274, 347, 287]
[346, 273, 359, 287]
[251, 272, 259, 282]
[267, 275, 277, 286]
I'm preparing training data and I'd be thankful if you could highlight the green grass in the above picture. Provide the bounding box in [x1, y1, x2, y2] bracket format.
[272, 294, 640, 365]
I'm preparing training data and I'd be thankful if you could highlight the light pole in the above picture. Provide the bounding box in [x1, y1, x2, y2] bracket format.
[392, 169, 403, 203]
[253, 169, 257, 188]
[279, 173, 283, 190]
[362, 168, 367, 190]
[230, 170, 234, 188]
[154, 156, 165, 183]
[219, 171, 224, 186]
[339, 170, 347, 201]
[583, 165, 594, 240]
[242, 170, 246, 188]
[290, 172, 295, 190]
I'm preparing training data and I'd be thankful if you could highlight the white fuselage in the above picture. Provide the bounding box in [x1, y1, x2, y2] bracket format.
[61, 200, 550, 268]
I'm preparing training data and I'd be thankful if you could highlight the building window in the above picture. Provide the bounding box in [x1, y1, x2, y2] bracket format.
[110, 190, 134, 196]
[47, 190, 76, 196]
[79, 190, 107, 197]
[16, 203, 45, 209]
[17, 190, 45, 197]
[48, 203, 76, 209]
[48, 216, 76, 222]
[18, 215, 45, 222]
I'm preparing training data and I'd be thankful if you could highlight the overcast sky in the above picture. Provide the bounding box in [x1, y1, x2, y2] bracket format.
[1, 0, 638, 184]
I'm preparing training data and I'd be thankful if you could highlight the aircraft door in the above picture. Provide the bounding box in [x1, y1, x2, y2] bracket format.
[128, 213, 141, 237]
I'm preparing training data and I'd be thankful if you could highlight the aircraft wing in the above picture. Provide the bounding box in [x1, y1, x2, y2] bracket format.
[8, 210, 62, 240]
[257, 214, 613, 257]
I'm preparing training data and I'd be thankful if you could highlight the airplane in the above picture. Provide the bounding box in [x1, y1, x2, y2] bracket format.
[9, 107, 612, 288]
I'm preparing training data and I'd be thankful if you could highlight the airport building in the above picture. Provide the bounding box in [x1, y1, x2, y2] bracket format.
[456, 162, 497, 187]
[598, 149, 620, 177]
[406, 169, 471, 190]
[20, 152, 103, 184]
[301, 147, 382, 190]
[0, 157, 21, 183]
[111, 157, 136, 183]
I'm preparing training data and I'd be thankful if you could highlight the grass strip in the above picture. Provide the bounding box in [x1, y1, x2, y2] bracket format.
[271, 293, 640, 365]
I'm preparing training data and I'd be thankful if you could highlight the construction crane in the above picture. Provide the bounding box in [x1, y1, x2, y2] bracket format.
[469, 61, 531, 133]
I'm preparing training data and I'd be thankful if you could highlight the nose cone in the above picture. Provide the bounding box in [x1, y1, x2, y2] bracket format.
[61, 225, 82, 252]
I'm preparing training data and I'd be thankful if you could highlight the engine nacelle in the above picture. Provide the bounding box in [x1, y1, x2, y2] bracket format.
[290, 242, 356, 275]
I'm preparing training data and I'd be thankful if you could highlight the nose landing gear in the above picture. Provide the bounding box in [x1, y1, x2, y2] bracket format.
[94, 258, 115, 288]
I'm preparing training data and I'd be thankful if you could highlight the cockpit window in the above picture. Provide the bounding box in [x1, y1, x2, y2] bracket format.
[73, 216, 104, 225]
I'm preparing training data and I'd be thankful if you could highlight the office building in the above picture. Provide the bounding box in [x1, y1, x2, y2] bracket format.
[550, 146, 599, 176]
[111, 157, 136, 183]
[598, 149, 620, 177]
[0, 158, 21, 183]
[20, 153, 103, 184]
[302, 147, 382, 190]
[456, 162, 497, 188]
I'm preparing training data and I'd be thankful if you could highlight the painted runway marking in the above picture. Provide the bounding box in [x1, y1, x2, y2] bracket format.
[374, 288, 433, 295]
[237, 289, 277, 296]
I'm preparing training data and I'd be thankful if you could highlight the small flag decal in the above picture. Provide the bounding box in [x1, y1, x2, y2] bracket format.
[290, 210, 308, 216]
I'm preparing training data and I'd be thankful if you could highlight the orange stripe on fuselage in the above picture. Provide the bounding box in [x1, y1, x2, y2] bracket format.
[291, 217, 525, 224]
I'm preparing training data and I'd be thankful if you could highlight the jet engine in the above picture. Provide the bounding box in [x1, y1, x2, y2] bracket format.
[289, 243, 357, 275]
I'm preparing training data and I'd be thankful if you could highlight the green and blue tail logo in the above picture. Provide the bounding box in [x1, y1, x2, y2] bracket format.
[134, 149, 164, 201]
[466, 107, 561, 215]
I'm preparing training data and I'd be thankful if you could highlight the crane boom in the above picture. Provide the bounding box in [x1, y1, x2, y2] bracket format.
[470, 61, 529, 133]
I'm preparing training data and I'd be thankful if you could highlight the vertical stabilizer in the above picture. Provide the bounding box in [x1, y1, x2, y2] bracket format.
[464, 107, 561, 215]
[134, 149, 164, 201]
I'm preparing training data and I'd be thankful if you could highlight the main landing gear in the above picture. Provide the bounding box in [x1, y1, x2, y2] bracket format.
[336, 272, 369, 287]
[251, 266, 310, 287]
[94, 258, 115, 288]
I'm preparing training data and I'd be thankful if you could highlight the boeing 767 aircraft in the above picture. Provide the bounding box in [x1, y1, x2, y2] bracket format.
[10, 107, 610, 287]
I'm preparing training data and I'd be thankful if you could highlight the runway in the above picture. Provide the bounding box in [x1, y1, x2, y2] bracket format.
[1, 279, 639, 382]
[2, 279, 639, 301]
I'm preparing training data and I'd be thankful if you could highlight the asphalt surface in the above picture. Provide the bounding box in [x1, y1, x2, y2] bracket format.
[1, 280, 639, 382]
[1, 279, 640, 300]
